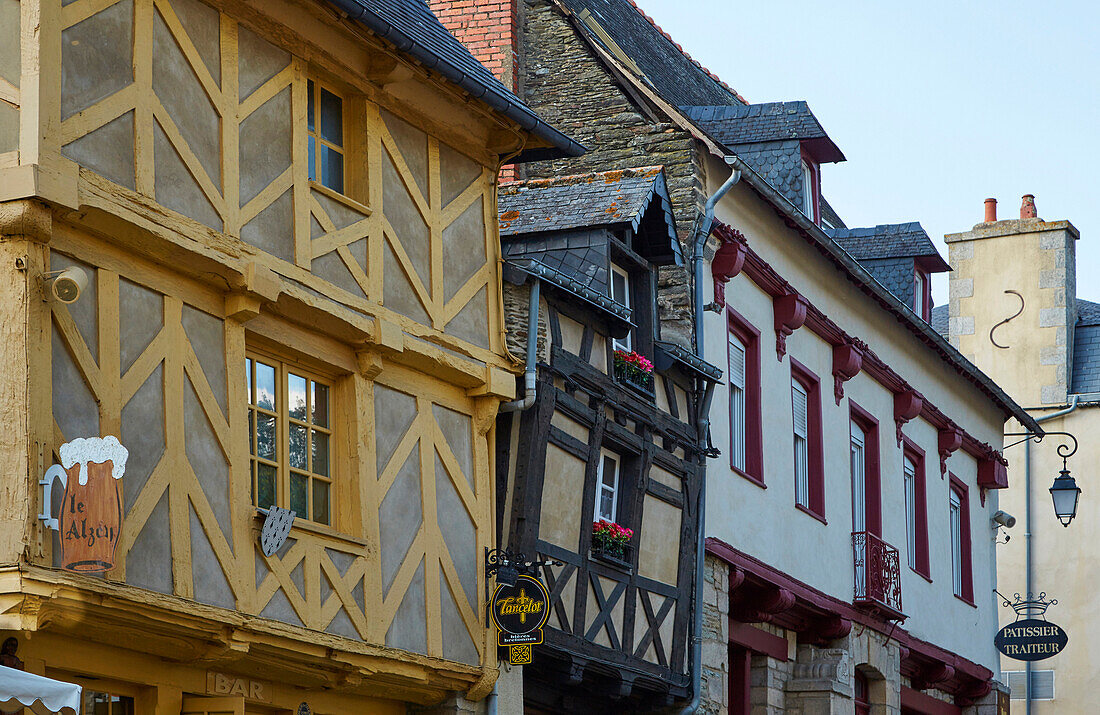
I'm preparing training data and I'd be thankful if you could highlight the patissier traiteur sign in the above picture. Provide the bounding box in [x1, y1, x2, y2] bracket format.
[994, 618, 1068, 661]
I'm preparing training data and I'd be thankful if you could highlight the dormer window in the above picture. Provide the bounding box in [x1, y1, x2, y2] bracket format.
[914, 269, 931, 321]
[801, 159, 819, 224]
[611, 263, 632, 351]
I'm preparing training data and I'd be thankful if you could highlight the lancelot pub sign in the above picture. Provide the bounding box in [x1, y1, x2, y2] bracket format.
[995, 618, 1068, 661]
[491, 574, 550, 665]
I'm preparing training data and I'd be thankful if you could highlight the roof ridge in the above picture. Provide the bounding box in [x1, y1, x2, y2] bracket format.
[623, 0, 748, 105]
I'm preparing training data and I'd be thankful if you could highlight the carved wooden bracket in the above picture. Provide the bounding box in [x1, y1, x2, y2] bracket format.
[729, 566, 746, 593]
[911, 662, 956, 691]
[831, 342, 864, 405]
[937, 427, 963, 477]
[773, 293, 808, 361]
[954, 679, 993, 707]
[977, 447, 1009, 490]
[809, 615, 852, 643]
[737, 585, 796, 623]
[893, 388, 923, 446]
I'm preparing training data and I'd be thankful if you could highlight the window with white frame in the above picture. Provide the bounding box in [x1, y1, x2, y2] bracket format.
[792, 379, 809, 508]
[595, 449, 621, 523]
[904, 455, 918, 567]
[914, 270, 928, 318]
[728, 333, 747, 472]
[850, 421, 866, 533]
[801, 160, 815, 220]
[610, 264, 632, 351]
[950, 487, 963, 596]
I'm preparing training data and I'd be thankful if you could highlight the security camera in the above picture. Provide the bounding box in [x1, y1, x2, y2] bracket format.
[992, 510, 1017, 529]
[45, 267, 89, 304]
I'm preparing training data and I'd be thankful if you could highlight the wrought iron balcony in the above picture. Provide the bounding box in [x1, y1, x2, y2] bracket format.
[852, 531, 904, 620]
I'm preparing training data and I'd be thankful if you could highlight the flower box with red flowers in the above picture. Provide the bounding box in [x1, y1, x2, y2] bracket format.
[613, 349, 655, 394]
[591, 519, 634, 570]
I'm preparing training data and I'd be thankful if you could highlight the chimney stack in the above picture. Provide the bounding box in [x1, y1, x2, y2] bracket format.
[1021, 194, 1037, 219]
[984, 198, 997, 222]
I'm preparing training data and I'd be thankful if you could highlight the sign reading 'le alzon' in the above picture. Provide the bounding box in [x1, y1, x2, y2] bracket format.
[491, 574, 550, 647]
[994, 618, 1068, 661]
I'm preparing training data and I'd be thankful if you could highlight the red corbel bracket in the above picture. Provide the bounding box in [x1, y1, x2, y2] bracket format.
[773, 293, 808, 361]
[938, 427, 963, 477]
[893, 388, 924, 446]
[832, 342, 864, 405]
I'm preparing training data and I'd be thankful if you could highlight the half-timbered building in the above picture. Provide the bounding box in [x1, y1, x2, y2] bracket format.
[0, 0, 580, 712]
[494, 167, 720, 711]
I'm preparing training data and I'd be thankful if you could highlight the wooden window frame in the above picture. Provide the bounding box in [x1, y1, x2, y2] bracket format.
[595, 448, 622, 523]
[727, 307, 764, 487]
[791, 358, 825, 522]
[849, 401, 882, 537]
[800, 149, 820, 224]
[307, 78, 347, 195]
[247, 347, 337, 527]
[610, 261, 633, 352]
[949, 473, 975, 605]
[902, 437, 931, 579]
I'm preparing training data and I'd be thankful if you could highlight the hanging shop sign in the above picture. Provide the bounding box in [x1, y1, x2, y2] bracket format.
[491, 574, 550, 665]
[994, 618, 1068, 661]
[38, 436, 129, 574]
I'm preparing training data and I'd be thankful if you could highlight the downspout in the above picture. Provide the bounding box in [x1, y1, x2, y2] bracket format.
[1024, 394, 1079, 714]
[500, 278, 540, 412]
[680, 157, 741, 715]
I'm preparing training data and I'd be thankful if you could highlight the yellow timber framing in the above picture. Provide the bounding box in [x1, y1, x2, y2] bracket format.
[0, 0, 540, 704]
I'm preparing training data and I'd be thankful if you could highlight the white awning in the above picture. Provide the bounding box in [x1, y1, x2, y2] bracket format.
[0, 667, 82, 715]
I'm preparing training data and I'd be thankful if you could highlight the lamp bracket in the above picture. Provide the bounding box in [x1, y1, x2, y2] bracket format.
[1004, 431, 1078, 470]
[995, 589, 1058, 620]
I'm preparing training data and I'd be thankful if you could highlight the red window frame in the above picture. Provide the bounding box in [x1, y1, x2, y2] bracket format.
[854, 671, 871, 715]
[901, 437, 930, 579]
[849, 401, 882, 537]
[790, 358, 825, 521]
[949, 474, 975, 605]
[727, 307, 764, 487]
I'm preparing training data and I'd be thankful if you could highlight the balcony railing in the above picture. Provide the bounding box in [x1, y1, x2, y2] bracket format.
[852, 531, 904, 620]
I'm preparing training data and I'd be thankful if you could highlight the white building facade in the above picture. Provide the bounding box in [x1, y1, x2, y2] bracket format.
[695, 146, 1032, 714]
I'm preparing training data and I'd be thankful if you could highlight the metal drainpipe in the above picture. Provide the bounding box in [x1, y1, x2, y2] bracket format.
[1024, 394, 1079, 714]
[500, 278, 540, 413]
[679, 158, 741, 715]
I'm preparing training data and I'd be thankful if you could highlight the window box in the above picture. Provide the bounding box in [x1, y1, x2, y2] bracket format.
[590, 541, 634, 571]
[613, 350, 654, 395]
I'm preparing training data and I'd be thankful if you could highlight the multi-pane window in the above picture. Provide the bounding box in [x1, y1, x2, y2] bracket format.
[247, 354, 333, 525]
[728, 333, 747, 472]
[595, 450, 620, 522]
[82, 691, 135, 715]
[792, 379, 809, 508]
[950, 487, 963, 596]
[610, 263, 632, 351]
[904, 456, 918, 567]
[850, 420, 866, 533]
[307, 79, 345, 194]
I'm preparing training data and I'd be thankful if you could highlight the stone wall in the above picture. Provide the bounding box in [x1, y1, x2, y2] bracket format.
[518, 0, 706, 348]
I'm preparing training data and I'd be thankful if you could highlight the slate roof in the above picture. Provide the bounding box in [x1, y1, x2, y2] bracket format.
[556, 0, 744, 108]
[683, 103, 845, 164]
[503, 230, 611, 296]
[931, 304, 948, 338]
[498, 167, 677, 251]
[326, 0, 583, 161]
[1072, 299, 1100, 394]
[829, 223, 951, 272]
[820, 196, 847, 230]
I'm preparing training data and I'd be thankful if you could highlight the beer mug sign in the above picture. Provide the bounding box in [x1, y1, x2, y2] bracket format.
[39, 436, 129, 573]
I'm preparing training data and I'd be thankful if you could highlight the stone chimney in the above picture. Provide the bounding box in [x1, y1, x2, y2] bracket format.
[945, 196, 1078, 406]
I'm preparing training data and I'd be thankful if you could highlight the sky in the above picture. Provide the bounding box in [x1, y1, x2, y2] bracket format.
[635, 0, 1100, 306]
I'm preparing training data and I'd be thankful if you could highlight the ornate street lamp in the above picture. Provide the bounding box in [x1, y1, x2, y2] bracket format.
[1050, 467, 1081, 527]
[1005, 431, 1081, 526]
